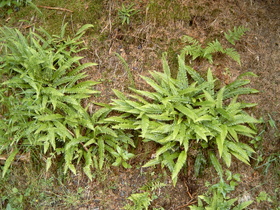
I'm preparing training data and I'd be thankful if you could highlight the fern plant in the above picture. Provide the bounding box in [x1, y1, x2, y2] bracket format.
[181, 26, 249, 65]
[124, 180, 166, 210]
[0, 25, 134, 178]
[224, 26, 249, 45]
[189, 171, 252, 210]
[107, 53, 259, 185]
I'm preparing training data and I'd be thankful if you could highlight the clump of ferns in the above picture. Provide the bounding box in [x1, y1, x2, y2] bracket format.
[106, 53, 260, 185]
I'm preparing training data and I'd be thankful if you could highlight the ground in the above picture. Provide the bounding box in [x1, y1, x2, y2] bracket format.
[0, 0, 279, 209]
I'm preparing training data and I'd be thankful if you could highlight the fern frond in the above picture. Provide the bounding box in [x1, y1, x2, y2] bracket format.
[177, 54, 188, 88]
[224, 48, 241, 65]
[155, 142, 177, 157]
[185, 65, 205, 84]
[209, 151, 223, 179]
[2, 148, 19, 178]
[130, 88, 162, 101]
[225, 26, 249, 45]
[204, 40, 224, 63]
[181, 35, 200, 45]
[224, 87, 259, 99]
[83, 151, 93, 180]
[98, 138, 105, 169]
[172, 150, 187, 185]
[140, 75, 169, 96]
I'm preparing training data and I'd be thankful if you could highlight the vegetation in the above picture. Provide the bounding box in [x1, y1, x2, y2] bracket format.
[0, 0, 279, 209]
[189, 172, 253, 210]
[0, 24, 135, 180]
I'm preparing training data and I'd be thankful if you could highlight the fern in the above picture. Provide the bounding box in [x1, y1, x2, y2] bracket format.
[109, 54, 260, 185]
[0, 25, 135, 179]
[225, 26, 249, 45]
[181, 27, 248, 65]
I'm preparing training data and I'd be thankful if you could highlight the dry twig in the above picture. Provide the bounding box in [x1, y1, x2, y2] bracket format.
[38, 5, 73, 13]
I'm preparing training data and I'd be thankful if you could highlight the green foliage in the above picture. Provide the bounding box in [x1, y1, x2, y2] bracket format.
[107, 53, 259, 185]
[189, 173, 253, 210]
[225, 26, 250, 45]
[0, 24, 134, 179]
[181, 26, 249, 65]
[124, 192, 152, 210]
[117, 3, 139, 25]
[124, 180, 167, 210]
[0, 0, 35, 15]
[256, 191, 272, 203]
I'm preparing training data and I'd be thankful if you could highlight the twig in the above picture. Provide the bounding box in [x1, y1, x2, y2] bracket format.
[175, 198, 197, 209]
[38, 5, 73, 13]
[184, 181, 193, 199]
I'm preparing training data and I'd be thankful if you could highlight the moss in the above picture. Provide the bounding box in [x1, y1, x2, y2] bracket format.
[147, 0, 190, 26]
[3, 0, 104, 36]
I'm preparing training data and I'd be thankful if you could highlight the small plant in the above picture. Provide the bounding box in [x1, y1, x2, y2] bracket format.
[0, 0, 34, 15]
[124, 181, 166, 210]
[107, 53, 259, 185]
[118, 3, 138, 25]
[181, 26, 249, 65]
[124, 192, 152, 210]
[189, 176, 253, 210]
[256, 191, 272, 203]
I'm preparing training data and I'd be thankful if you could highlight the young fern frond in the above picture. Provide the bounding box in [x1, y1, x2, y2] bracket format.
[225, 26, 249, 45]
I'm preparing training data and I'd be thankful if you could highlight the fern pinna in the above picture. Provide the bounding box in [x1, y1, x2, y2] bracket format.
[0, 25, 134, 179]
[107, 53, 260, 185]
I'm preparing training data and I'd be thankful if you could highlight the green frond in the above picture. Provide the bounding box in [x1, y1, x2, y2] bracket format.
[36, 114, 64, 121]
[181, 35, 200, 45]
[113, 123, 137, 130]
[209, 151, 223, 179]
[151, 124, 173, 134]
[175, 103, 197, 121]
[204, 40, 224, 63]
[226, 141, 251, 164]
[83, 151, 93, 180]
[185, 65, 205, 84]
[172, 150, 187, 185]
[129, 88, 160, 101]
[97, 126, 118, 137]
[228, 114, 260, 126]
[225, 26, 249, 45]
[155, 142, 177, 157]
[140, 75, 169, 96]
[224, 48, 241, 65]
[216, 87, 225, 108]
[216, 125, 228, 157]
[177, 54, 188, 88]
[113, 89, 128, 100]
[162, 53, 171, 77]
[98, 138, 105, 169]
[128, 93, 149, 104]
[224, 87, 259, 99]
[221, 146, 232, 167]
[74, 24, 94, 40]
[139, 104, 164, 114]
[2, 148, 19, 178]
